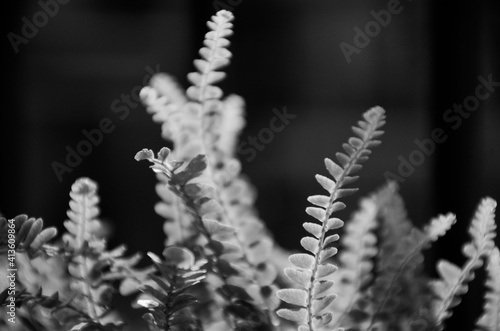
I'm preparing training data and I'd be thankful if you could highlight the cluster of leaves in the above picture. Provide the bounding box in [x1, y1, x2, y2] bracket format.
[2, 8, 499, 331]
[137, 247, 206, 331]
[0, 215, 57, 258]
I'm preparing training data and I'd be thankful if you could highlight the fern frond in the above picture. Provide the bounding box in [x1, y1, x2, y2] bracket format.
[63, 178, 149, 323]
[140, 73, 188, 143]
[475, 246, 500, 331]
[328, 196, 378, 328]
[140, 12, 242, 254]
[140, 14, 275, 310]
[276, 106, 386, 331]
[62, 178, 109, 320]
[365, 186, 455, 330]
[136, 148, 273, 329]
[431, 197, 497, 329]
[0, 215, 57, 258]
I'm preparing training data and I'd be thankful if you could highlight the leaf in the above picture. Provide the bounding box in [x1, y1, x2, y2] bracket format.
[330, 202, 346, 213]
[313, 312, 333, 327]
[290, 254, 316, 269]
[335, 152, 351, 167]
[301, 237, 319, 254]
[171, 294, 198, 313]
[172, 154, 208, 185]
[341, 144, 355, 159]
[137, 299, 161, 309]
[347, 164, 363, 175]
[202, 219, 235, 237]
[335, 188, 359, 199]
[139, 284, 168, 303]
[313, 280, 334, 297]
[436, 260, 462, 285]
[303, 222, 323, 238]
[134, 149, 154, 161]
[326, 218, 344, 230]
[315, 174, 336, 192]
[324, 234, 340, 246]
[307, 195, 331, 208]
[29, 227, 58, 250]
[316, 263, 338, 278]
[23, 218, 43, 248]
[163, 246, 195, 269]
[276, 289, 308, 307]
[425, 213, 456, 241]
[276, 308, 308, 323]
[312, 294, 336, 313]
[319, 247, 338, 262]
[157, 147, 171, 162]
[306, 207, 326, 221]
[16, 216, 34, 244]
[325, 158, 343, 181]
[284, 268, 312, 288]
[348, 137, 363, 149]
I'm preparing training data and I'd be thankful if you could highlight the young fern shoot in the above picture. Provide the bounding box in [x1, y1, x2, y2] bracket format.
[276, 106, 386, 331]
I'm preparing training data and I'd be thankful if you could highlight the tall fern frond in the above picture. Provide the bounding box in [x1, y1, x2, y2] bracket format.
[140, 12, 280, 326]
[431, 197, 497, 330]
[276, 106, 386, 331]
[140, 11, 240, 250]
[475, 246, 500, 331]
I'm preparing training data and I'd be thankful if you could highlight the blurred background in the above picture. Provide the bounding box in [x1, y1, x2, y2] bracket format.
[3, 0, 500, 329]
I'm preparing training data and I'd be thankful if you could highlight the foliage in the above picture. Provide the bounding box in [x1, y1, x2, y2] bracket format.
[2, 9, 499, 331]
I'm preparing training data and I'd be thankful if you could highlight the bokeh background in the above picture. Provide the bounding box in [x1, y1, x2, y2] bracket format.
[3, 0, 500, 329]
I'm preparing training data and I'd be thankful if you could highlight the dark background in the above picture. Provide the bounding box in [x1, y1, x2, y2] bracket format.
[3, 0, 500, 330]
